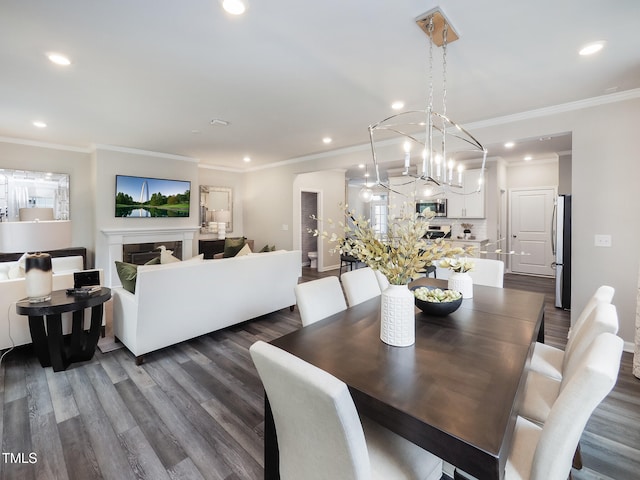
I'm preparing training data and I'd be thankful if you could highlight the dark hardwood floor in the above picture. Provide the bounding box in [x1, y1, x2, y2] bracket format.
[0, 269, 638, 479]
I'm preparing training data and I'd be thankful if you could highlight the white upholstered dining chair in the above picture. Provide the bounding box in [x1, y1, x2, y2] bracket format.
[567, 285, 615, 338]
[294, 276, 347, 327]
[530, 285, 615, 380]
[250, 341, 443, 480]
[341, 267, 382, 306]
[530, 291, 617, 381]
[519, 302, 619, 425]
[505, 332, 623, 480]
[434, 258, 504, 287]
[467, 258, 505, 288]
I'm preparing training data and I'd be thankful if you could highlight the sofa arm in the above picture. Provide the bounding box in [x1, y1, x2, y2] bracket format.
[112, 287, 139, 348]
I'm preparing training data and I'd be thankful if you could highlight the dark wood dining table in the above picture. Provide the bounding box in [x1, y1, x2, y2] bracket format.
[266, 278, 545, 480]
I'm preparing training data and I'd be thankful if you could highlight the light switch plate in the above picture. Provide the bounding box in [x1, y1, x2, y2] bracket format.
[594, 234, 612, 247]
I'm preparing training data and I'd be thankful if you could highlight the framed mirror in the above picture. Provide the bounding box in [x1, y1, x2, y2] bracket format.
[0, 169, 70, 221]
[200, 186, 232, 233]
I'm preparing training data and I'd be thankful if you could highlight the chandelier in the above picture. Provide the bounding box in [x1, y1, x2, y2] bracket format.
[364, 7, 487, 201]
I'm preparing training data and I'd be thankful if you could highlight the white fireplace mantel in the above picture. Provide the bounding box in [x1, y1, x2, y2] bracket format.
[101, 226, 200, 287]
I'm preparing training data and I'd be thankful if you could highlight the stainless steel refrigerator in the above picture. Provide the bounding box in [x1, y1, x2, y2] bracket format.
[552, 194, 571, 309]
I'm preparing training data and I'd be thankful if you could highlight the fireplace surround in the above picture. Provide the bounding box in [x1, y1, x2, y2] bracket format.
[101, 226, 199, 287]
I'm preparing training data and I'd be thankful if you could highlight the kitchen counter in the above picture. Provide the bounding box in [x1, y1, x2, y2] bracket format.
[451, 238, 489, 258]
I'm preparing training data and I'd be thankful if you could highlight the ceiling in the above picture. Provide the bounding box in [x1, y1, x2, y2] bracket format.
[0, 1, 638, 173]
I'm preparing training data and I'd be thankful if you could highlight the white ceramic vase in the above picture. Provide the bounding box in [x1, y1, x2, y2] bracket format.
[380, 284, 415, 347]
[448, 271, 473, 299]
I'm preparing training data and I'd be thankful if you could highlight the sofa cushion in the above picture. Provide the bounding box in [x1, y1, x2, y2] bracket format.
[235, 243, 252, 257]
[115, 256, 167, 293]
[115, 261, 139, 293]
[160, 248, 181, 264]
[223, 237, 246, 258]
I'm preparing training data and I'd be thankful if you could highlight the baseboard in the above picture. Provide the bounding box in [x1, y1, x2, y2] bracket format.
[623, 341, 634, 353]
[317, 264, 340, 273]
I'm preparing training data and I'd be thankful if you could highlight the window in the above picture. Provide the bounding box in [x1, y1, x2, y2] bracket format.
[370, 194, 388, 239]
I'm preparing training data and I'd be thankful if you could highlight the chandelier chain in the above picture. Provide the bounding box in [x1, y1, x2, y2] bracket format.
[441, 21, 449, 180]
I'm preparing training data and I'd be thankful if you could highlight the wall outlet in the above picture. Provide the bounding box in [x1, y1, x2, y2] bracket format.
[282, 224, 289, 231]
[594, 234, 612, 247]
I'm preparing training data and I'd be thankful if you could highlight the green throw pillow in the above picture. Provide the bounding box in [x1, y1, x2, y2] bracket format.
[223, 237, 246, 258]
[259, 244, 270, 253]
[115, 261, 138, 294]
[115, 258, 160, 293]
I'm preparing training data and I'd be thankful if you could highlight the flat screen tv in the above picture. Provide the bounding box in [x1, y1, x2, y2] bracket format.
[115, 175, 191, 218]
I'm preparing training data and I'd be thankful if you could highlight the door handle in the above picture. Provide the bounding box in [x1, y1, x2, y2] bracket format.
[512, 234, 517, 238]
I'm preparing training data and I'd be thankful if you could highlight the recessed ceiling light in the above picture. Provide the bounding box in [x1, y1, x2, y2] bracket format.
[322, 137, 332, 144]
[524, 155, 532, 161]
[47, 53, 71, 66]
[358, 164, 365, 169]
[222, 0, 246, 15]
[504, 141, 515, 148]
[391, 101, 405, 110]
[579, 41, 605, 56]
[33, 121, 47, 128]
[243, 156, 251, 163]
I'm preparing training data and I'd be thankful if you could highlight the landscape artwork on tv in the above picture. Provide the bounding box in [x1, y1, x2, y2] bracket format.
[115, 175, 190, 218]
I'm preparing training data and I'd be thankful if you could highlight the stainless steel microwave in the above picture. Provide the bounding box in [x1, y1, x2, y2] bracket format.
[416, 199, 447, 217]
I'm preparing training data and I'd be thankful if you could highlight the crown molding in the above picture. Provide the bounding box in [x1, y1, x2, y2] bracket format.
[91, 144, 199, 163]
[197, 163, 244, 173]
[0, 136, 92, 153]
[465, 88, 640, 131]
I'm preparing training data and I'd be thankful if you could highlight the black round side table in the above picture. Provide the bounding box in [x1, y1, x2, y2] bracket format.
[16, 288, 111, 372]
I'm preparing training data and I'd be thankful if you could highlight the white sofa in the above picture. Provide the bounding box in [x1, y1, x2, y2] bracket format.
[0, 255, 89, 350]
[112, 249, 302, 363]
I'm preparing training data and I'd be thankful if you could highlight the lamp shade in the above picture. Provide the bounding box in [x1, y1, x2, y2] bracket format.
[216, 210, 231, 223]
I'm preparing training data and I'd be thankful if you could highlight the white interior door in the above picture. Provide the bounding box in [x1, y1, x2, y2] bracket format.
[509, 187, 556, 276]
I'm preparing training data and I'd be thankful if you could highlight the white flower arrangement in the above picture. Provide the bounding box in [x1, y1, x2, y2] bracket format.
[311, 204, 475, 285]
[439, 257, 475, 273]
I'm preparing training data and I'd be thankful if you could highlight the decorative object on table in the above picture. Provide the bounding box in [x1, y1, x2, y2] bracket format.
[461, 223, 473, 240]
[215, 210, 231, 239]
[25, 252, 53, 303]
[440, 258, 474, 299]
[312, 206, 473, 347]
[380, 284, 416, 346]
[207, 221, 218, 237]
[411, 286, 463, 316]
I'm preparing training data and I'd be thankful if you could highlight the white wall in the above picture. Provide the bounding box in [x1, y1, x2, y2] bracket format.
[507, 158, 559, 189]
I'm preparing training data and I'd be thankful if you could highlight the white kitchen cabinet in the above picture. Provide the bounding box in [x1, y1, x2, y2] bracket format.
[446, 169, 485, 218]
